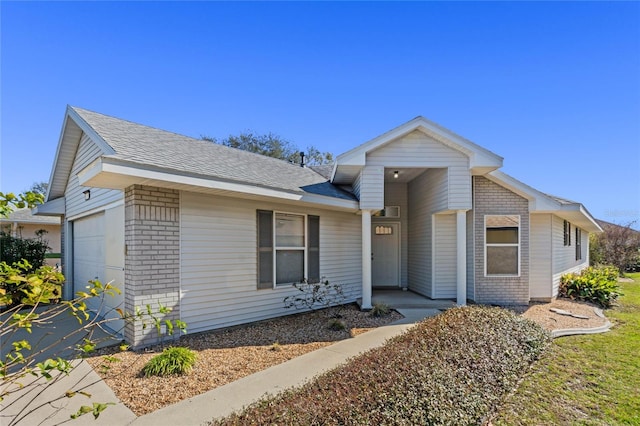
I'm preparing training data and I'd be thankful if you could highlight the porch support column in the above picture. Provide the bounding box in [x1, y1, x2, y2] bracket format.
[361, 209, 372, 310]
[456, 210, 467, 306]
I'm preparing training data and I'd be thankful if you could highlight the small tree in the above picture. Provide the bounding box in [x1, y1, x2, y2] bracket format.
[591, 220, 640, 273]
[0, 193, 187, 423]
[202, 132, 334, 166]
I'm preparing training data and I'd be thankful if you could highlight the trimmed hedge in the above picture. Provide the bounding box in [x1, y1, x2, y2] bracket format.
[213, 306, 550, 426]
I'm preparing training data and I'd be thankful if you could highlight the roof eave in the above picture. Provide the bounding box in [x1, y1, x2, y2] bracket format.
[78, 158, 360, 212]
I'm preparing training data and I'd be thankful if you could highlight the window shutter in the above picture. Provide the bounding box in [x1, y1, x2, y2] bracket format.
[257, 210, 273, 289]
[307, 215, 320, 283]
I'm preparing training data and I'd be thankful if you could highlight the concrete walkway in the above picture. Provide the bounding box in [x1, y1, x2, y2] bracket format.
[1, 308, 439, 426]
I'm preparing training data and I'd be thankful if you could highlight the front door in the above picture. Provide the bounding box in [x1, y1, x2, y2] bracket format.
[371, 222, 400, 287]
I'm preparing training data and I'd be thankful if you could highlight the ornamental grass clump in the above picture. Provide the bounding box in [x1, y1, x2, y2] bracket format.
[214, 306, 550, 426]
[560, 266, 621, 308]
[141, 347, 196, 377]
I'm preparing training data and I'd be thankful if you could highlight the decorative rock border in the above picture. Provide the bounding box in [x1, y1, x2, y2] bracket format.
[551, 307, 612, 338]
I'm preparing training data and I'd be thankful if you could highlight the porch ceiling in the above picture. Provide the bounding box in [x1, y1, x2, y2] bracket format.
[384, 167, 428, 183]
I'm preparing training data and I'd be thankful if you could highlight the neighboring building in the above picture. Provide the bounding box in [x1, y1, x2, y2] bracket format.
[0, 208, 62, 267]
[36, 106, 602, 347]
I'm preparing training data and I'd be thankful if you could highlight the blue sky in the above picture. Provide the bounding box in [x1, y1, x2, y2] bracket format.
[1, 1, 639, 225]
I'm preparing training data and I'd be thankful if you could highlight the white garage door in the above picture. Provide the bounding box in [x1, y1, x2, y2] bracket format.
[73, 207, 125, 335]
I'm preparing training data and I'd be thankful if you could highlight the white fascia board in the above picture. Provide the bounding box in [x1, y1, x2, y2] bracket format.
[32, 197, 65, 216]
[66, 107, 116, 156]
[486, 171, 561, 211]
[78, 159, 360, 211]
[336, 116, 503, 170]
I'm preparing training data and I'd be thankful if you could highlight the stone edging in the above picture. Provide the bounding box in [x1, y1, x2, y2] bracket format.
[550, 307, 612, 338]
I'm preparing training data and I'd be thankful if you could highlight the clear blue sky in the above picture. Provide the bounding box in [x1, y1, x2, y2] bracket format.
[1, 1, 639, 225]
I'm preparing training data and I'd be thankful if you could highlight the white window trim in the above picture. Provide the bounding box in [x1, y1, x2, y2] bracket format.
[484, 214, 521, 277]
[273, 211, 308, 288]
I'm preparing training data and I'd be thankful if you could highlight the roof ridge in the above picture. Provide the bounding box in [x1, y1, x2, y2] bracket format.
[70, 106, 312, 170]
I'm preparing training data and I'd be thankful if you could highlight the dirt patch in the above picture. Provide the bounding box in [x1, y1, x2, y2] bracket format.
[86, 304, 402, 416]
[521, 298, 607, 331]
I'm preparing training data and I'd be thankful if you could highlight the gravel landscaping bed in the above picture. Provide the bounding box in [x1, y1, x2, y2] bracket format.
[86, 304, 402, 415]
[520, 298, 607, 331]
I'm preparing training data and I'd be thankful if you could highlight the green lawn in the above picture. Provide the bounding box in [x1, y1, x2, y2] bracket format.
[493, 273, 640, 425]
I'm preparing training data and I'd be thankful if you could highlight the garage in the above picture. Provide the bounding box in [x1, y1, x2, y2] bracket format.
[72, 206, 125, 335]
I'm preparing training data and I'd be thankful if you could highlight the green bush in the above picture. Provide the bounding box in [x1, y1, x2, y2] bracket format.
[560, 266, 621, 308]
[371, 302, 391, 317]
[0, 231, 50, 272]
[141, 347, 196, 377]
[327, 318, 346, 331]
[214, 306, 550, 426]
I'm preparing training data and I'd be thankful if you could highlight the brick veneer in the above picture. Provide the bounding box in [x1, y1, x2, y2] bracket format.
[124, 185, 180, 348]
[473, 176, 530, 305]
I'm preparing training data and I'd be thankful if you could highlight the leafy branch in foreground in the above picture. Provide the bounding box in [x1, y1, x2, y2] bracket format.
[1, 262, 187, 425]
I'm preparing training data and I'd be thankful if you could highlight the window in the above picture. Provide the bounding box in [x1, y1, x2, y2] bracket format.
[485, 215, 520, 276]
[563, 220, 571, 246]
[575, 227, 582, 261]
[257, 210, 320, 289]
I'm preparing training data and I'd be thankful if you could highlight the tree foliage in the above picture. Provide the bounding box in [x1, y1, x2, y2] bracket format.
[202, 132, 333, 166]
[590, 221, 640, 273]
[0, 191, 44, 219]
[27, 182, 49, 197]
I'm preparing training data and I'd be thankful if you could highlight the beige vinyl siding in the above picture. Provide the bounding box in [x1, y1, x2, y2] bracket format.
[358, 166, 384, 210]
[552, 215, 589, 296]
[530, 214, 553, 300]
[65, 134, 123, 219]
[366, 130, 471, 210]
[180, 191, 361, 334]
[384, 182, 408, 287]
[407, 168, 448, 296]
[433, 213, 456, 298]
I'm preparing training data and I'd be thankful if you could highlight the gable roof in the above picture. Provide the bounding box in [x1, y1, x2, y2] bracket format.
[0, 208, 61, 225]
[485, 171, 602, 233]
[46, 106, 356, 208]
[332, 116, 504, 183]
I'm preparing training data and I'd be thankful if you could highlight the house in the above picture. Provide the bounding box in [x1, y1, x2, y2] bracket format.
[36, 106, 602, 348]
[0, 208, 62, 267]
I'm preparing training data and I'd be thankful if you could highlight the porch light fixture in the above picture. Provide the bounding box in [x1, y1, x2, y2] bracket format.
[83, 189, 91, 201]
[393, 170, 399, 179]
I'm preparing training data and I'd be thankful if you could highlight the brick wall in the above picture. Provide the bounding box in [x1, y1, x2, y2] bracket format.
[124, 185, 180, 348]
[473, 176, 529, 305]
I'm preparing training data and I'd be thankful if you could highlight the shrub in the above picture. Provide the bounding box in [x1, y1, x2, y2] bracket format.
[371, 302, 391, 317]
[0, 231, 50, 272]
[141, 347, 196, 377]
[326, 318, 346, 331]
[560, 266, 621, 308]
[214, 306, 550, 425]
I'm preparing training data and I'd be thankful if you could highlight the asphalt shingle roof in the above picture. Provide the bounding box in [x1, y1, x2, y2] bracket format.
[72, 107, 355, 201]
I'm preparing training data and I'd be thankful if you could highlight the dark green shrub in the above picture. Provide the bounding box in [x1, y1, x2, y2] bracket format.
[214, 306, 550, 426]
[141, 347, 196, 377]
[371, 302, 391, 317]
[326, 318, 346, 331]
[560, 266, 621, 308]
[0, 231, 50, 272]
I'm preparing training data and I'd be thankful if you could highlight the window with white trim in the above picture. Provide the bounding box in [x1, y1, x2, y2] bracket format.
[257, 210, 319, 289]
[563, 220, 571, 246]
[575, 227, 582, 261]
[485, 215, 520, 276]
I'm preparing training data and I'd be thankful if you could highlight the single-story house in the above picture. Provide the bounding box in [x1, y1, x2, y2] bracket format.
[36, 106, 602, 347]
[1, 208, 62, 267]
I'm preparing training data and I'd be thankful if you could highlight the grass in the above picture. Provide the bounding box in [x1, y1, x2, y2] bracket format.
[492, 273, 640, 425]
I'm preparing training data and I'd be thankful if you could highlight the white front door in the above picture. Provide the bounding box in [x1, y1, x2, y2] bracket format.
[371, 222, 400, 287]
